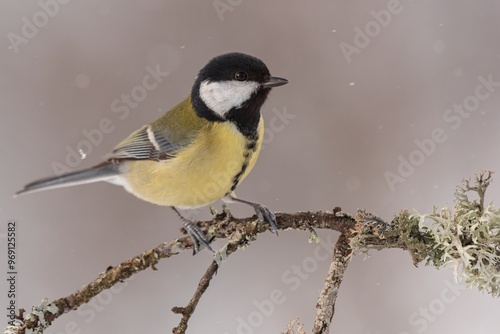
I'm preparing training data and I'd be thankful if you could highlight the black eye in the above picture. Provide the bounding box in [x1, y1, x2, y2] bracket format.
[234, 71, 248, 81]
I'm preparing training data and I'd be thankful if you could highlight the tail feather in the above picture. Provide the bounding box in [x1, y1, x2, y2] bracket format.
[15, 162, 120, 197]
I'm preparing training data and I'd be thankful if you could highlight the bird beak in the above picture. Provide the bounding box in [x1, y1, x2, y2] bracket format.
[262, 76, 289, 88]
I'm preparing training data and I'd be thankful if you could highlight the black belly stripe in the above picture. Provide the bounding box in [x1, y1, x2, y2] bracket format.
[228, 137, 259, 193]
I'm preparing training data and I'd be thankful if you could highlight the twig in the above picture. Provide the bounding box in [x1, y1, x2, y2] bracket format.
[5, 211, 355, 334]
[172, 260, 219, 334]
[312, 233, 353, 334]
[171, 219, 270, 333]
[5, 237, 193, 334]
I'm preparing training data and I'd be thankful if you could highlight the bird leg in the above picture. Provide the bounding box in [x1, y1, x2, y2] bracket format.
[171, 207, 214, 253]
[226, 195, 279, 236]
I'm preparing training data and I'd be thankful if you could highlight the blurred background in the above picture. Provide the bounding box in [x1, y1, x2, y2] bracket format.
[1, 1, 500, 333]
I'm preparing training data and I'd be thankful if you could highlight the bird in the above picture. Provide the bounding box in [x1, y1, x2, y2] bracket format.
[16, 52, 288, 252]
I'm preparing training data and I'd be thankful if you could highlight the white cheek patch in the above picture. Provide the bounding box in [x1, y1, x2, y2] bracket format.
[199, 80, 260, 118]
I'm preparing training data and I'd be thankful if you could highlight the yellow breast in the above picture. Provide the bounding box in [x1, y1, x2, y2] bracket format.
[123, 118, 264, 208]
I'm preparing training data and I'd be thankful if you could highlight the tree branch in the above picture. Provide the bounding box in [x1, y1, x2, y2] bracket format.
[4, 210, 355, 334]
[312, 233, 353, 333]
[5, 236, 193, 334]
[6, 171, 499, 334]
[172, 260, 219, 334]
[171, 222, 254, 334]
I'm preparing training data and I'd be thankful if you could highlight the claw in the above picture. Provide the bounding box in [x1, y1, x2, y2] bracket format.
[172, 207, 214, 254]
[252, 202, 279, 235]
[227, 196, 278, 235]
[182, 219, 214, 254]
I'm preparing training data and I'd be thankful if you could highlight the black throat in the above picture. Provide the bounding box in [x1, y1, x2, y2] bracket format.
[191, 84, 271, 140]
[224, 88, 269, 139]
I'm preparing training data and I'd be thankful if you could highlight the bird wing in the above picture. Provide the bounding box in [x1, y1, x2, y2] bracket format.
[109, 97, 207, 161]
[109, 124, 182, 161]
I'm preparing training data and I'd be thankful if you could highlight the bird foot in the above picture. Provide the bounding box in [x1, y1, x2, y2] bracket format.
[181, 218, 214, 254]
[251, 202, 278, 236]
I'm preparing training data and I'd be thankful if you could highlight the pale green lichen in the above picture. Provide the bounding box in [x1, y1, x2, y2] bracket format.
[413, 171, 500, 296]
[4, 299, 61, 334]
[215, 244, 229, 265]
[209, 205, 218, 217]
[4, 319, 24, 334]
[282, 318, 306, 334]
[308, 229, 320, 244]
[349, 171, 500, 297]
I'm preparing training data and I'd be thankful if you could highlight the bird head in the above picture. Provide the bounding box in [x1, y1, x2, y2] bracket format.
[191, 53, 288, 131]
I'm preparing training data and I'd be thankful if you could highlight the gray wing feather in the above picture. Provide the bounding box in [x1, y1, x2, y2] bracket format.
[110, 125, 179, 161]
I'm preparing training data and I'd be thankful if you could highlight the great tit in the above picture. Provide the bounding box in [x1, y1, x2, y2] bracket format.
[16, 52, 288, 252]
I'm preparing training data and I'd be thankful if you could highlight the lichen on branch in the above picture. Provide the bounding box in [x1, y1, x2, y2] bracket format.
[415, 171, 500, 296]
[349, 170, 500, 297]
[4, 171, 500, 334]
